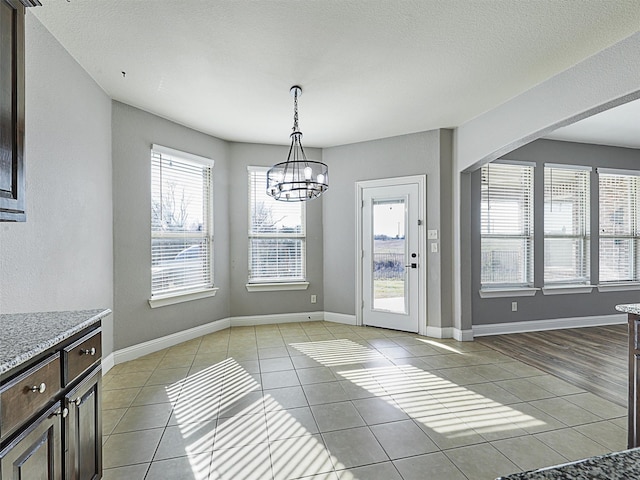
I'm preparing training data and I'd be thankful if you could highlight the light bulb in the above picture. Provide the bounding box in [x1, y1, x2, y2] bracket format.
[304, 166, 312, 180]
[316, 173, 325, 184]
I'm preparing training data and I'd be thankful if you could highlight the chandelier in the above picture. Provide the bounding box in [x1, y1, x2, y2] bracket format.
[267, 86, 329, 201]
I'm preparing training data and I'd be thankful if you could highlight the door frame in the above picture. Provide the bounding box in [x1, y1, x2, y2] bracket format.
[355, 175, 427, 335]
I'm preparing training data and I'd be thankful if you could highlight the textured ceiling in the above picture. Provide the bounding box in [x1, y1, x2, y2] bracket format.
[546, 99, 640, 149]
[32, 0, 640, 148]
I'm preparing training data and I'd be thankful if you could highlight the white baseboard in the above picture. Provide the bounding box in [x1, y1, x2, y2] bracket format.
[112, 317, 231, 365]
[101, 353, 115, 375]
[231, 311, 323, 327]
[108, 312, 327, 367]
[473, 313, 626, 337]
[453, 328, 474, 341]
[106, 309, 485, 368]
[323, 312, 357, 325]
[425, 326, 473, 341]
[425, 326, 452, 338]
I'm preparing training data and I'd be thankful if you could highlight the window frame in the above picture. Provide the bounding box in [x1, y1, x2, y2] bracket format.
[479, 161, 535, 292]
[247, 166, 308, 290]
[598, 168, 640, 285]
[149, 144, 217, 307]
[543, 164, 591, 287]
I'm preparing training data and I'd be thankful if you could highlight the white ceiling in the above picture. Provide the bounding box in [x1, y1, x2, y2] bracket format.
[32, 0, 640, 148]
[545, 98, 640, 149]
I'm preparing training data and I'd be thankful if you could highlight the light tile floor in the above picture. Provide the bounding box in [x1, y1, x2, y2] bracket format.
[101, 322, 628, 480]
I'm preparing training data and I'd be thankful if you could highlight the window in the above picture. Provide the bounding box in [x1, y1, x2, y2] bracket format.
[599, 170, 640, 283]
[248, 166, 305, 284]
[480, 162, 534, 288]
[544, 165, 590, 285]
[151, 145, 214, 299]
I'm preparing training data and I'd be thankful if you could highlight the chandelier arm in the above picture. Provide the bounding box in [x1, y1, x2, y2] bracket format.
[297, 142, 309, 165]
[286, 138, 295, 162]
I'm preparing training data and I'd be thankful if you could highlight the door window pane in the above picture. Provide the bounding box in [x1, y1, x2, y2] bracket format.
[372, 199, 406, 314]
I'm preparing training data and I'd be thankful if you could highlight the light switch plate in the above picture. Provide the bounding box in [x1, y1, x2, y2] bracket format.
[428, 230, 438, 239]
[431, 242, 438, 253]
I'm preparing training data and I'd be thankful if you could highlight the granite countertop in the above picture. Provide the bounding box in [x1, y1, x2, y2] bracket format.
[497, 448, 640, 480]
[616, 303, 640, 315]
[0, 309, 111, 375]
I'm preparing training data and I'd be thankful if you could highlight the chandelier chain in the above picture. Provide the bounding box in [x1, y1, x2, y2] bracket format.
[292, 88, 299, 133]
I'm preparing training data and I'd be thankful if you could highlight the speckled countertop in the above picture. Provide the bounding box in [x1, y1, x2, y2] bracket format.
[616, 303, 640, 315]
[0, 309, 111, 375]
[497, 448, 640, 479]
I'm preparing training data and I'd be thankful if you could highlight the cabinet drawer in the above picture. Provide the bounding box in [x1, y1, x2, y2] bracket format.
[0, 353, 61, 442]
[64, 328, 101, 386]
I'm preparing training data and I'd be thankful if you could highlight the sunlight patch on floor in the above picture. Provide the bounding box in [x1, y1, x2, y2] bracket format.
[162, 337, 547, 479]
[167, 357, 343, 479]
[290, 339, 384, 366]
[311, 339, 547, 437]
[416, 337, 464, 354]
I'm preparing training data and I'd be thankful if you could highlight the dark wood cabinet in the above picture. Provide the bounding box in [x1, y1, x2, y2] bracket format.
[629, 313, 640, 448]
[0, 0, 26, 222]
[65, 366, 102, 480]
[0, 402, 64, 480]
[0, 324, 102, 480]
[0, 0, 39, 221]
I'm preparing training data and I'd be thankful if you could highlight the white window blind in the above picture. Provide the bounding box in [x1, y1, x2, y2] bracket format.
[544, 166, 590, 284]
[151, 147, 214, 297]
[599, 172, 640, 283]
[480, 163, 534, 287]
[248, 166, 305, 282]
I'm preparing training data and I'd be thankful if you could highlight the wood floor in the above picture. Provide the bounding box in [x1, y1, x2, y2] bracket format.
[476, 324, 628, 407]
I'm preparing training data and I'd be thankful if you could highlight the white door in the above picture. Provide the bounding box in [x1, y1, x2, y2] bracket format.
[360, 179, 424, 333]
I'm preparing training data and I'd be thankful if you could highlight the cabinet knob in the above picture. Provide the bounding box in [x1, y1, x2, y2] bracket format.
[74, 397, 82, 407]
[30, 382, 46, 394]
[53, 407, 69, 418]
[80, 347, 96, 356]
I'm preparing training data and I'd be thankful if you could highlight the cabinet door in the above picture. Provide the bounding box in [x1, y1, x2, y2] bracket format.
[65, 366, 101, 480]
[0, 0, 26, 222]
[0, 402, 63, 480]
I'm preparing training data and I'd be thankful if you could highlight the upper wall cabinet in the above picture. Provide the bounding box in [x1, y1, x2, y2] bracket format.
[0, 0, 40, 222]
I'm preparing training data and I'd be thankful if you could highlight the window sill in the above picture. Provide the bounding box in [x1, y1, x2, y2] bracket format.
[246, 282, 309, 292]
[598, 283, 640, 292]
[542, 285, 595, 295]
[149, 287, 219, 308]
[479, 288, 539, 298]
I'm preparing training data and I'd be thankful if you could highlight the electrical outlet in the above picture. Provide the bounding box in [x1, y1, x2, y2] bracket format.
[311, 294, 317, 304]
[511, 301, 518, 312]
[428, 230, 438, 239]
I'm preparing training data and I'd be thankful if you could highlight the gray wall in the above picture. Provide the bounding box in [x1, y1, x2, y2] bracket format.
[0, 14, 114, 355]
[228, 143, 324, 316]
[322, 130, 454, 330]
[111, 102, 230, 350]
[8, 17, 460, 354]
[472, 139, 640, 325]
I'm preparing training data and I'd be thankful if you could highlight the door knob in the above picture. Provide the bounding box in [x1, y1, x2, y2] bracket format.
[405, 263, 418, 269]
